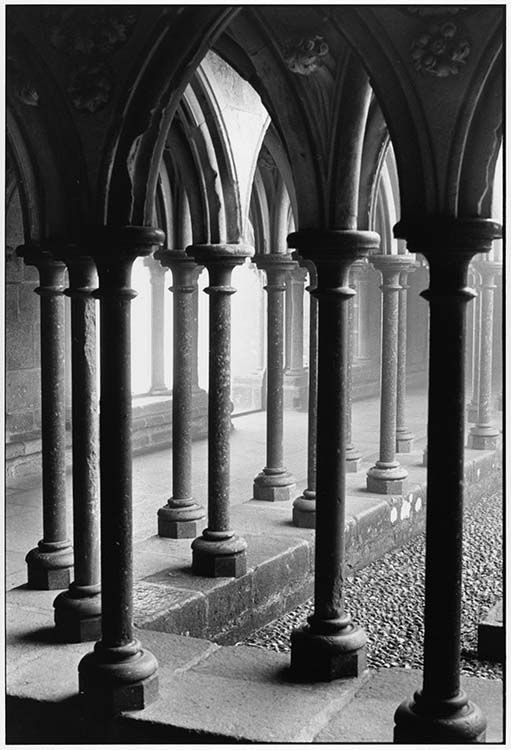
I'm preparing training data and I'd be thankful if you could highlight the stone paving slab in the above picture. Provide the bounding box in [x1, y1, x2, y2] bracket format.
[314, 667, 503, 743]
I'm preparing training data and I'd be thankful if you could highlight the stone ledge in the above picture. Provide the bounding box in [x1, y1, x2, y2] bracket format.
[477, 600, 504, 662]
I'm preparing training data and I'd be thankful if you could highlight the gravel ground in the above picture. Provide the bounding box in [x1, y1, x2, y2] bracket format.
[243, 487, 503, 679]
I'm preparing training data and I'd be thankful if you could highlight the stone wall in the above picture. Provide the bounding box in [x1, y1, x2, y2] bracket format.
[5, 191, 42, 442]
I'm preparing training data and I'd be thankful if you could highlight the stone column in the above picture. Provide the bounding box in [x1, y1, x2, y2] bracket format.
[393, 217, 500, 744]
[284, 266, 308, 408]
[253, 254, 296, 502]
[17, 245, 73, 590]
[467, 267, 482, 423]
[53, 252, 101, 642]
[145, 256, 170, 395]
[285, 265, 306, 373]
[188, 244, 252, 578]
[395, 261, 417, 453]
[288, 229, 379, 682]
[345, 261, 364, 472]
[366, 255, 409, 494]
[292, 262, 318, 528]
[156, 250, 206, 538]
[467, 260, 501, 450]
[79, 226, 164, 714]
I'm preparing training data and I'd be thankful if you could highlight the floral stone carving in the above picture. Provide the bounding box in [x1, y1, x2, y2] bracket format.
[411, 21, 471, 78]
[44, 7, 138, 113]
[284, 36, 329, 76]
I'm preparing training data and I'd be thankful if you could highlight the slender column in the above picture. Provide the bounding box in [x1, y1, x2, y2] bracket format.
[285, 266, 307, 374]
[366, 255, 410, 494]
[253, 254, 296, 501]
[292, 262, 318, 528]
[156, 250, 206, 537]
[289, 229, 379, 682]
[145, 256, 170, 395]
[467, 267, 482, 423]
[395, 262, 417, 453]
[54, 252, 101, 641]
[17, 246, 73, 590]
[467, 260, 501, 450]
[79, 226, 163, 715]
[188, 244, 252, 578]
[345, 261, 364, 472]
[394, 217, 501, 744]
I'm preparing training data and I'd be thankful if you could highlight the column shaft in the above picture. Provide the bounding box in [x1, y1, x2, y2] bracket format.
[467, 268, 482, 422]
[253, 256, 296, 501]
[189, 245, 251, 578]
[156, 251, 205, 538]
[54, 254, 101, 641]
[17, 247, 73, 590]
[393, 217, 500, 744]
[79, 226, 163, 715]
[288, 229, 378, 682]
[367, 255, 410, 494]
[395, 265, 416, 453]
[147, 259, 169, 394]
[468, 261, 500, 449]
[345, 262, 364, 472]
[293, 263, 318, 528]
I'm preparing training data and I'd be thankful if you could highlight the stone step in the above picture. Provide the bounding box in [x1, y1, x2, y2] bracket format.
[478, 599, 504, 662]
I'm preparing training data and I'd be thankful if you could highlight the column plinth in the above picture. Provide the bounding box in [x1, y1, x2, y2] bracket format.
[292, 263, 318, 528]
[78, 225, 163, 714]
[287, 229, 379, 681]
[187, 244, 252, 578]
[17, 246, 73, 590]
[53, 250, 101, 642]
[392, 216, 501, 744]
[467, 260, 501, 450]
[366, 254, 410, 495]
[253, 254, 296, 502]
[155, 250, 205, 538]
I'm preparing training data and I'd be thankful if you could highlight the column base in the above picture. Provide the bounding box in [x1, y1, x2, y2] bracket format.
[466, 404, 479, 423]
[394, 689, 487, 744]
[291, 619, 367, 682]
[366, 463, 408, 495]
[191, 532, 247, 578]
[345, 447, 362, 473]
[292, 490, 316, 528]
[26, 541, 74, 590]
[79, 639, 159, 715]
[396, 429, 415, 453]
[467, 426, 500, 451]
[53, 582, 102, 642]
[253, 469, 296, 502]
[157, 500, 206, 539]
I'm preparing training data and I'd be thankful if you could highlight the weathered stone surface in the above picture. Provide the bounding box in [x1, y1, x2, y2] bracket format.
[133, 581, 207, 638]
[6, 369, 40, 412]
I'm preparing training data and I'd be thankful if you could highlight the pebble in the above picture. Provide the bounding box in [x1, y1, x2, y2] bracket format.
[242, 487, 502, 680]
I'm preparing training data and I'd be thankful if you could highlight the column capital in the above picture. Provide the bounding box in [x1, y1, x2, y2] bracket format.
[394, 217, 502, 259]
[287, 229, 380, 263]
[85, 225, 165, 254]
[154, 248, 202, 291]
[186, 243, 253, 268]
[370, 253, 416, 276]
[17, 243, 67, 295]
[253, 252, 296, 274]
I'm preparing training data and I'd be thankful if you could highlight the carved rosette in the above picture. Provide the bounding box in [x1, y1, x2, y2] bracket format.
[284, 36, 329, 76]
[410, 21, 471, 78]
[43, 7, 138, 113]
